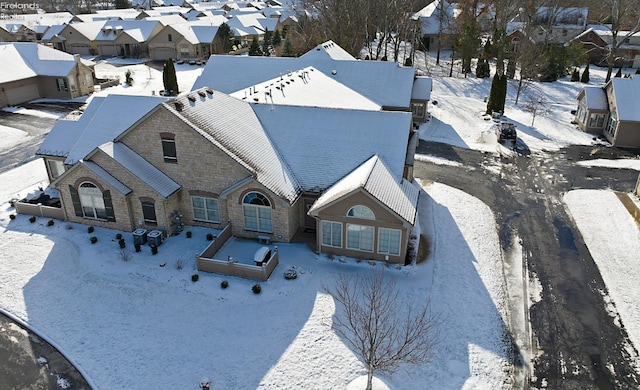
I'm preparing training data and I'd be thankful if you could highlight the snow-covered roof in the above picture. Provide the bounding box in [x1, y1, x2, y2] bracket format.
[97, 142, 181, 199]
[65, 21, 107, 40]
[41, 24, 66, 41]
[64, 95, 167, 164]
[299, 41, 355, 61]
[145, 15, 189, 26]
[252, 104, 411, 192]
[580, 86, 608, 111]
[82, 161, 132, 196]
[229, 66, 381, 110]
[308, 155, 419, 224]
[412, 77, 432, 100]
[163, 88, 300, 203]
[167, 23, 220, 43]
[0, 42, 93, 84]
[193, 41, 415, 109]
[610, 77, 640, 122]
[414, 0, 458, 35]
[96, 20, 161, 43]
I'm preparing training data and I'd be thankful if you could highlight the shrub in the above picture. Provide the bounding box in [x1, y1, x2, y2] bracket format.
[134, 242, 141, 252]
[9, 214, 16, 220]
[176, 259, 183, 270]
[186, 231, 192, 238]
[90, 236, 98, 244]
[252, 283, 262, 294]
[116, 233, 123, 240]
[47, 219, 54, 226]
[118, 238, 126, 249]
[87, 226, 94, 233]
[221, 280, 229, 289]
[150, 245, 158, 255]
[206, 233, 213, 241]
[29, 216, 36, 223]
[191, 274, 199, 282]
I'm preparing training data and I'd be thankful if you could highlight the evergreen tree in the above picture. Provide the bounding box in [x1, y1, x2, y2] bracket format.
[216, 23, 233, 53]
[476, 58, 490, 78]
[261, 28, 272, 56]
[581, 64, 590, 83]
[249, 36, 262, 56]
[455, 19, 481, 75]
[482, 39, 493, 59]
[571, 68, 580, 82]
[615, 67, 622, 77]
[282, 37, 295, 57]
[486, 74, 507, 115]
[506, 59, 516, 79]
[114, 0, 129, 9]
[163, 59, 178, 95]
[272, 29, 282, 47]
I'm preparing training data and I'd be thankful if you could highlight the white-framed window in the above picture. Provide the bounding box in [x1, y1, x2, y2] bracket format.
[243, 192, 272, 233]
[411, 102, 425, 118]
[347, 205, 375, 220]
[347, 224, 374, 252]
[47, 160, 65, 179]
[321, 220, 342, 247]
[605, 112, 617, 136]
[192, 196, 220, 223]
[378, 228, 401, 255]
[79, 182, 107, 220]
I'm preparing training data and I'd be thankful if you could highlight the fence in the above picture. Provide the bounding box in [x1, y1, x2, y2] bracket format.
[14, 201, 65, 220]
[196, 225, 279, 281]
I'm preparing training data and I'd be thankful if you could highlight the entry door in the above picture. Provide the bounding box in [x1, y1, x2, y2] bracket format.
[304, 199, 316, 231]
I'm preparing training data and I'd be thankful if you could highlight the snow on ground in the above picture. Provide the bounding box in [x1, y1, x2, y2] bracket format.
[0, 160, 511, 389]
[0, 125, 30, 152]
[0, 158, 49, 205]
[1, 106, 65, 119]
[576, 158, 640, 171]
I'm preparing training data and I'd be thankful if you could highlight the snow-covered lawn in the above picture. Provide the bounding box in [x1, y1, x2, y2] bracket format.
[0, 160, 511, 389]
[0, 125, 30, 153]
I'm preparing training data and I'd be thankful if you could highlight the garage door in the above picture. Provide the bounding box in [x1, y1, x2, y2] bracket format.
[6, 84, 40, 105]
[152, 47, 176, 61]
[99, 44, 118, 57]
[69, 43, 91, 55]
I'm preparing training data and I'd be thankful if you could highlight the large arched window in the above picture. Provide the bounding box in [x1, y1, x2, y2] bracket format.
[243, 192, 272, 233]
[78, 182, 107, 219]
[347, 205, 375, 220]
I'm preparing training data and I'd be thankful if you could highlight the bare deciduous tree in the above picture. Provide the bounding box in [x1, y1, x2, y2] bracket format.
[523, 93, 552, 126]
[325, 269, 442, 390]
[594, 0, 640, 81]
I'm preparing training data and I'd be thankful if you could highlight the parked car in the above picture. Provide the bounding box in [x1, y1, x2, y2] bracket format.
[496, 122, 517, 142]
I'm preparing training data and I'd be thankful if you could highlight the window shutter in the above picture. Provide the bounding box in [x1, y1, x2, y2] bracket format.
[103, 190, 116, 222]
[68, 185, 83, 217]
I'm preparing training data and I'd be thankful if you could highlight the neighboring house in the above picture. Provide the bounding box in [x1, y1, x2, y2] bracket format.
[147, 22, 222, 60]
[0, 22, 38, 42]
[411, 76, 432, 123]
[51, 21, 105, 55]
[575, 86, 608, 134]
[0, 42, 94, 108]
[94, 20, 164, 57]
[575, 77, 640, 147]
[37, 42, 422, 263]
[412, 0, 458, 51]
[525, 6, 588, 45]
[574, 26, 640, 69]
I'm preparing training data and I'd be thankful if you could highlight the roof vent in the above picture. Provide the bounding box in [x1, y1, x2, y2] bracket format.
[198, 90, 206, 97]
[188, 95, 196, 102]
[206, 88, 214, 95]
[174, 101, 184, 111]
[331, 69, 337, 75]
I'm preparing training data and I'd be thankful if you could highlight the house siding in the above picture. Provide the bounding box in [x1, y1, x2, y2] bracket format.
[314, 190, 411, 263]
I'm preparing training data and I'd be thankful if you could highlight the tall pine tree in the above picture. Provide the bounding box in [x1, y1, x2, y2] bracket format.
[249, 36, 262, 56]
[486, 74, 507, 115]
[581, 64, 590, 83]
[163, 59, 178, 95]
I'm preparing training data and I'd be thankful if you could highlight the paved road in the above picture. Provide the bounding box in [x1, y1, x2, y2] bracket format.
[414, 141, 640, 389]
[0, 312, 91, 390]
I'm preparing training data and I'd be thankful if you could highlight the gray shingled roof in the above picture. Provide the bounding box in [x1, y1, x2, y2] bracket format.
[98, 142, 181, 199]
[82, 161, 132, 196]
[163, 89, 301, 203]
[309, 155, 419, 225]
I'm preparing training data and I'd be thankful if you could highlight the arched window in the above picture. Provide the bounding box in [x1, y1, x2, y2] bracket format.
[347, 205, 375, 220]
[243, 192, 272, 232]
[78, 182, 107, 219]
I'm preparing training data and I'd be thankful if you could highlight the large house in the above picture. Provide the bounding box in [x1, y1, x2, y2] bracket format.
[575, 77, 640, 148]
[574, 27, 640, 69]
[37, 42, 425, 264]
[0, 42, 94, 108]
